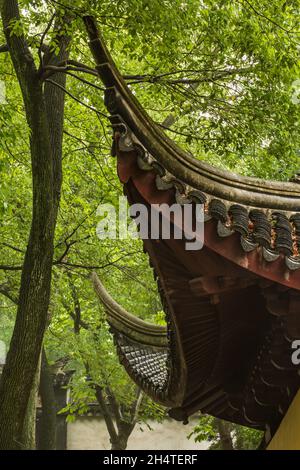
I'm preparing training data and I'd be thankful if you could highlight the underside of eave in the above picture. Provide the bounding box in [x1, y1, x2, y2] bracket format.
[91, 272, 187, 408]
[124, 181, 300, 431]
[85, 17, 300, 434]
[115, 143, 300, 278]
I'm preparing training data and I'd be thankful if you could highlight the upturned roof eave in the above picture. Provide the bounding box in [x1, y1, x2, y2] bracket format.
[91, 272, 167, 348]
[84, 16, 300, 212]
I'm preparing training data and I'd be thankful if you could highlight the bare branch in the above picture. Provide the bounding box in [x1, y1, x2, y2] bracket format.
[64, 71, 105, 91]
[38, 12, 56, 68]
[124, 67, 253, 85]
[44, 79, 109, 119]
[0, 284, 19, 305]
[54, 235, 90, 264]
[0, 242, 25, 254]
[0, 264, 23, 271]
[56, 209, 96, 248]
[48, 0, 82, 18]
[55, 251, 140, 270]
[240, 0, 299, 34]
[67, 59, 97, 74]
[157, 122, 216, 141]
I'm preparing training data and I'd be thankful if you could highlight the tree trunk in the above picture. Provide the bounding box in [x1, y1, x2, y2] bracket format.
[38, 349, 57, 450]
[0, 50, 56, 449]
[217, 419, 234, 450]
[111, 438, 129, 450]
[0, 1, 70, 449]
[110, 421, 135, 450]
[20, 355, 41, 449]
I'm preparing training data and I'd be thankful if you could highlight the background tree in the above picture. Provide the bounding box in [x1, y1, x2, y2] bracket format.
[189, 415, 263, 450]
[47, 273, 165, 450]
[0, 0, 74, 448]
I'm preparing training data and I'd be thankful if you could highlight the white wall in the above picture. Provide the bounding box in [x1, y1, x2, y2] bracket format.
[67, 416, 208, 450]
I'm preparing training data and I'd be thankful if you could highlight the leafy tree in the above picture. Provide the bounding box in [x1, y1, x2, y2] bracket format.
[0, 0, 299, 450]
[0, 0, 73, 448]
[189, 415, 263, 450]
[47, 272, 165, 450]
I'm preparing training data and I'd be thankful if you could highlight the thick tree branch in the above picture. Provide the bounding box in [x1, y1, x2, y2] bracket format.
[0, 284, 18, 305]
[41, 62, 99, 80]
[105, 386, 122, 429]
[94, 384, 118, 445]
[43, 11, 73, 209]
[0, 242, 25, 254]
[38, 12, 56, 68]
[0, 264, 23, 271]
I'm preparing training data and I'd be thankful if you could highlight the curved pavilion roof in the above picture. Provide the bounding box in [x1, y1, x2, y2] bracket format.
[85, 17, 300, 439]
